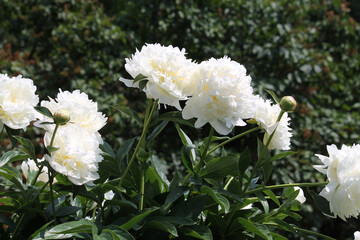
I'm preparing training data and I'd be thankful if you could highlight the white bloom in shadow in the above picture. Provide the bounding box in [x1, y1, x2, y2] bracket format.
[354, 231, 360, 240]
[44, 124, 103, 186]
[314, 144, 360, 220]
[21, 158, 50, 183]
[120, 43, 196, 110]
[294, 187, 306, 204]
[253, 95, 292, 150]
[0, 74, 39, 130]
[38, 89, 107, 133]
[182, 57, 254, 135]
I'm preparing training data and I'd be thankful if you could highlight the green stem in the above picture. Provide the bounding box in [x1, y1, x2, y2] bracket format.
[224, 176, 234, 190]
[207, 126, 260, 156]
[119, 99, 159, 188]
[48, 171, 57, 224]
[193, 127, 214, 173]
[140, 164, 145, 210]
[49, 124, 60, 147]
[245, 182, 328, 196]
[13, 213, 25, 238]
[242, 111, 285, 195]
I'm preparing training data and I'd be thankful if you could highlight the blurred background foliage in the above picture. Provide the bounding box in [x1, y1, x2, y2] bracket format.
[1, 0, 360, 238]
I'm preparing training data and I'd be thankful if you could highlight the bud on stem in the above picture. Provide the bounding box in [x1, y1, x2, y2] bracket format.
[280, 96, 297, 113]
[53, 110, 70, 125]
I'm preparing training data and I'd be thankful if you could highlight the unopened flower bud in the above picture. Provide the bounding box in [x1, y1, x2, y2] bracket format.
[53, 110, 70, 125]
[280, 96, 297, 113]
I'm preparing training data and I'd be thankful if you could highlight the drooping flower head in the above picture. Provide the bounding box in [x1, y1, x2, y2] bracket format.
[314, 144, 360, 220]
[44, 124, 103, 186]
[0, 74, 39, 130]
[120, 43, 196, 110]
[253, 95, 292, 150]
[39, 89, 107, 133]
[182, 57, 254, 135]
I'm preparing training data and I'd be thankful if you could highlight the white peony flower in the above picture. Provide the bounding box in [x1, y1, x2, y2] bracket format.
[104, 190, 115, 201]
[21, 158, 50, 183]
[253, 95, 292, 150]
[120, 43, 196, 110]
[294, 186, 306, 204]
[354, 231, 360, 240]
[0, 74, 39, 130]
[314, 144, 360, 220]
[44, 124, 104, 186]
[39, 89, 107, 133]
[182, 57, 254, 135]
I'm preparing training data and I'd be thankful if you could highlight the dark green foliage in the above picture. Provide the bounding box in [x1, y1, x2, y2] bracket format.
[1, 0, 360, 239]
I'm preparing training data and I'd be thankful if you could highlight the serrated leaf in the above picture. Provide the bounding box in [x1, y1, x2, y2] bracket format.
[34, 106, 53, 118]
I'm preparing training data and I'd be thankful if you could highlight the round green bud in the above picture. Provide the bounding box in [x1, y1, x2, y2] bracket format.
[53, 110, 70, 125]
[280, 96, 297, 113]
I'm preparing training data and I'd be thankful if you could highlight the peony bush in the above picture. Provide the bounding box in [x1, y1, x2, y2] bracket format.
[0, 44, 356, 239]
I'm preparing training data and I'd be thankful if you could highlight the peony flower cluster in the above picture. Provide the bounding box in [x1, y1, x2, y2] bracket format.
[120, 43, 293, 149]
[38, 89, 107, 186]
[182, 57, 254, 135]
[0, 74, 39, 130]
[120, 43, 196, 110]
[314, 144, 360, 220]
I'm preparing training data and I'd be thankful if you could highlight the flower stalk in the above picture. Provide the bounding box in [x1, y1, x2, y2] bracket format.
[119, 99, 159, 188]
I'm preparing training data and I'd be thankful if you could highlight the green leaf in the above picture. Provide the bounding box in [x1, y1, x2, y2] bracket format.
[144, 220, 178, 237]
[99, 226, 135, 240]
[147, 120, 168, 140]
[238, 148, 251, 189]
[134, 73, 147, 82]
[182, 225, 213, 240]
[4, 125, 21, 148]
[44, 219, 97, 239]
[200, 156, 238, 179]
[308, 190, 332, 216]
[34, 106, 53, 118]
[104, 200, 138, 209]
[0, 150, 29, 167]
[170, 195, 208, 220]
[164, 186, 188, 206]
[263, 189, 281, 206]
[148, 216, 195, 226]
[265, 89, 280, 104]
[13, 136, 36, 160]
[262, 161, 273, 185]
[47, 146, 59, 154]
[120, 207, 158, 231]
[181, 145, 195, 174]
[112, 105, 142, 125]
[55, 206, 82, 217]
[0, 166, 26, 194]
[169, 170, 180, 191]
[255, 191, 269, 214]
[201, 186, 230, 213]
[28, 220, 54, 240]
[238, 217, 273, 240]
[151, 155, 169, 188]
[138, 80, 148, 91]
[153, 111, 194, 127]
[270, 151, 297, 162]
[175, 123, 196, 162]
[116, 137, 136, 168]
[102, 142, 116, 159]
